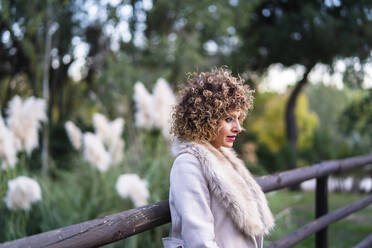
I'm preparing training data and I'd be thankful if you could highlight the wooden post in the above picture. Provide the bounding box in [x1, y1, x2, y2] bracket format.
[316, 176, 328, 248]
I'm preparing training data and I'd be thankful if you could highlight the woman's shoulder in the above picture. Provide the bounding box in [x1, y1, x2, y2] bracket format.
[174, 153, 199, 164]
[171, 153, 202, 176]
[170, 152, 208, 189]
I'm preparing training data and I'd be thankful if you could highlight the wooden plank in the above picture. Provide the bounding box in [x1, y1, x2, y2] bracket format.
[0, 200, 170, 248]
[352, 233, 372, 248]
[257, 154, 372, 192]
[315, 176, 328, 248]
[266, 194, 372, 248]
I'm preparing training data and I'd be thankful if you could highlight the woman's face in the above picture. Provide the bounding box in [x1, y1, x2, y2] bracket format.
[211, 110, 242, 149]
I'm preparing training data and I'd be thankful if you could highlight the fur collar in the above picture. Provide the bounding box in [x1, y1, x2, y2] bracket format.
[172, 140, 275, 237]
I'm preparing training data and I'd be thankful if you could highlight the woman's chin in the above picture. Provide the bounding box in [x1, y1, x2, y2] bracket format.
[222, 142, 234, 148]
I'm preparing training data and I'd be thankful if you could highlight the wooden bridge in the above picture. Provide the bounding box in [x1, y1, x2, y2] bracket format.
[1, 154, 372, 248]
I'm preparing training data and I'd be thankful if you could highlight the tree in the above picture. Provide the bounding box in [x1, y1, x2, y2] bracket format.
[234, 0, 372, 171]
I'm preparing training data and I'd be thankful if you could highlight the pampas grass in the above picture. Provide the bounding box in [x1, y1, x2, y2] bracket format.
[83, 132, 111, 172]
[93, 113, 111, 144]
[66, 113, 125, 171]
[116, 174, 149, 207]
[6, 96, 47, 155]
[64, 121, 83, 150]
[152, 78, 177, 139]
[0, 115, 18, 169]
[133, 82, 154, 129]
[133, 78, 176, 139]
[93, 114, 125, 164]
[4, 176, 42, 211]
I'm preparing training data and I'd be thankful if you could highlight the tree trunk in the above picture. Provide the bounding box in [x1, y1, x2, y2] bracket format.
[285, 63, 315, 189]
[1, 77, 13, 114]
[41, 4, 55, 176]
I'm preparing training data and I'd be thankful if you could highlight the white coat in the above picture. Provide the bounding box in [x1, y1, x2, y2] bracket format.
[162, 141, 275, 248]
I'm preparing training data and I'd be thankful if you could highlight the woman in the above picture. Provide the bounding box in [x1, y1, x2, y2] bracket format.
[163, 68, 275, 248]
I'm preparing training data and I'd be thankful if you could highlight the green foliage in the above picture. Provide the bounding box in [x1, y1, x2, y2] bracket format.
[301, 85, 372, 164]
[247, 92, 318, 152]
[233, 126, 289, 173]
[300, 127, 355, 165]
[339, 89, 372, 139]
[258, 143, 295, 172]
[305, 83, 350, 134]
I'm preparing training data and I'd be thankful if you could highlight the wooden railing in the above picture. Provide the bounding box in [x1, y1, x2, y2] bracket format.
[1, 154, 372, 248]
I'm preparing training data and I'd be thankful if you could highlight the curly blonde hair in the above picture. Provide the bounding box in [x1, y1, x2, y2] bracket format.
[171, 67, 254, 142]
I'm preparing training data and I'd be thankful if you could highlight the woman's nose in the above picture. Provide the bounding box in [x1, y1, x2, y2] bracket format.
[233, 121, 242, 133]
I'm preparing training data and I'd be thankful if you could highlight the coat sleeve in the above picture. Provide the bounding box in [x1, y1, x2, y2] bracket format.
[170, 154, 220, 248]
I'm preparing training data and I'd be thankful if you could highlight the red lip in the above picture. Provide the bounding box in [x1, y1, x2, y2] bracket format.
[227, 136, 236, 141]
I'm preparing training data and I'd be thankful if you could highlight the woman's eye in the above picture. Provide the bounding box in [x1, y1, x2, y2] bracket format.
[225, 117, 233, 122]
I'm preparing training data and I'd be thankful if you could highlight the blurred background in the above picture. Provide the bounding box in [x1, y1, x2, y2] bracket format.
[0, 0, 371, 247]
